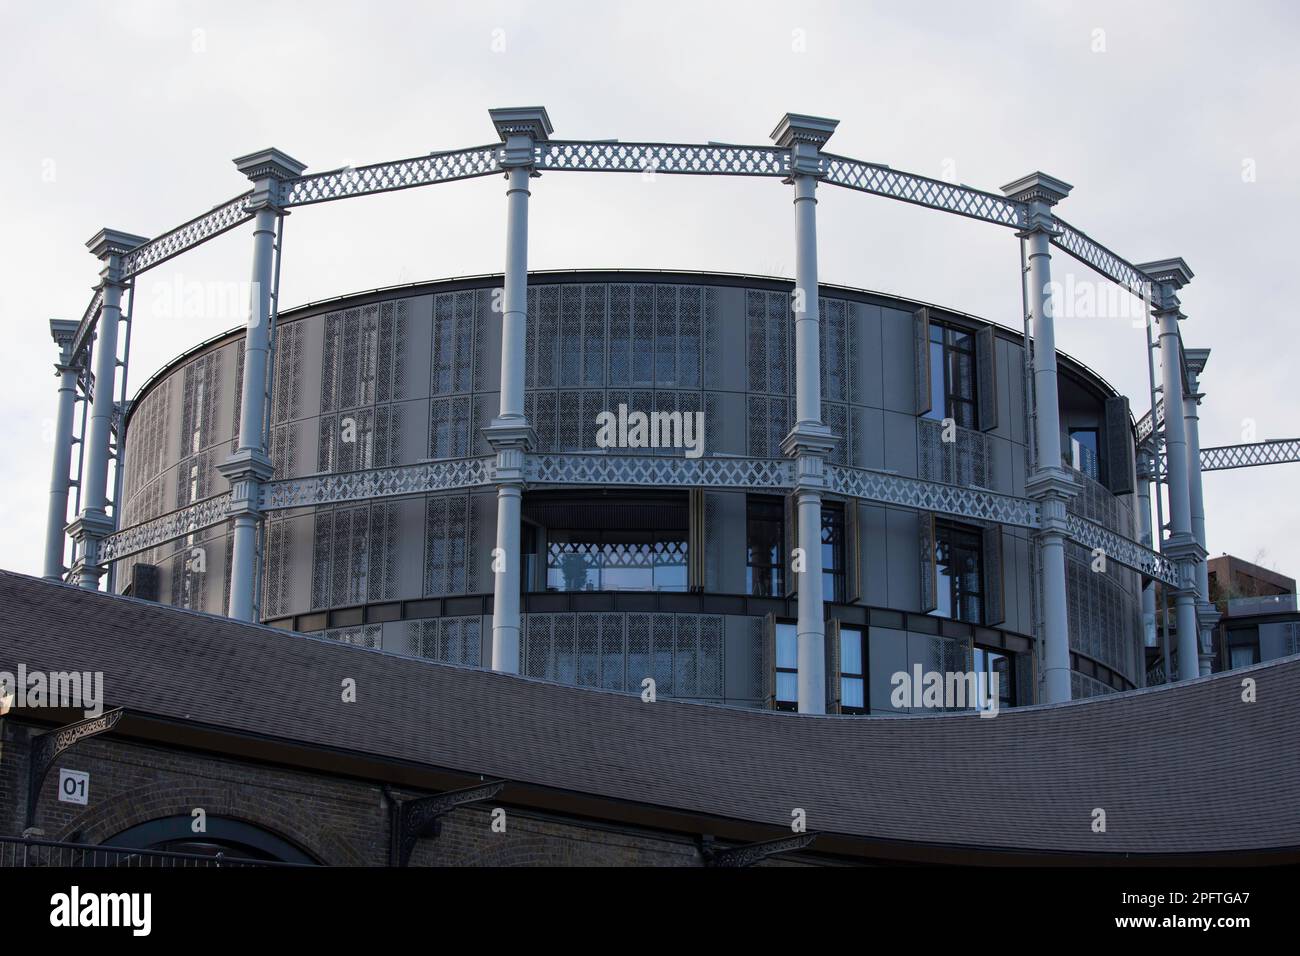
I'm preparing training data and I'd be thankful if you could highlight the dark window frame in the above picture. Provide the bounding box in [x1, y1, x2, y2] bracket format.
[933, 519, 985, 625]
[746, 495, 785, 597]
[821, 502, 847, 604]
[925, 322, 978, 430]
[973, 644, 1016, 710]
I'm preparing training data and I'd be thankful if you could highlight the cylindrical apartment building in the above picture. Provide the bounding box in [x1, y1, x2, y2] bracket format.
[114, 270, 1145, 709]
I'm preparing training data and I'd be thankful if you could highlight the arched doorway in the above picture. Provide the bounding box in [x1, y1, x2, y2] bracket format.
[103, 815, 319, 864]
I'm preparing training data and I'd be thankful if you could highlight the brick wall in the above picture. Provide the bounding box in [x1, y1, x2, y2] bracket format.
[0, 718, 807, 866]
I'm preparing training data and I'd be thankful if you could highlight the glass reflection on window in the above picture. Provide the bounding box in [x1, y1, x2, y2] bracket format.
[546, 530, 687, 592]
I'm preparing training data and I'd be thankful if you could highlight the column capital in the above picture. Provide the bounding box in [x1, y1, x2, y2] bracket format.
[1196, 601, 1222, 632]
[67, 510, 115, 584]
[771, 112, 838, 178]
[781, 422, 837, 461]
[85, 229, 146, 287]
[233, 147, 307, 210]
[1002, 171, 1071, 234]
[218, 449, 274, 519]
[1136, 257, 1194, 290]
[1137, 258, 1193, 316]
[489, 106, 553, 169]
[1184, 347, 1210, 394]
[1025, 465, 1080, 501]
[50, 318, 79, 353]
[483, 417, 537, 454]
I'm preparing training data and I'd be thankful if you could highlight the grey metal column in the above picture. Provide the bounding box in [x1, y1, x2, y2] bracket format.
[43, 320, 82, 579]
[773, 113, 839, 714]
[484, 107, 552, 674]
[1135, 453, 1158, 654]
[1183, 348, 1218, 674]
[1003, 174, 1078, 704]
[68, 230, 146, 589]
[1136, 259, 1203, 681]
[219, 148, 305, 622]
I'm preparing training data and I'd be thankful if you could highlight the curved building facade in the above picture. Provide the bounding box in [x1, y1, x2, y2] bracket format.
[114, 270, 1145, 708]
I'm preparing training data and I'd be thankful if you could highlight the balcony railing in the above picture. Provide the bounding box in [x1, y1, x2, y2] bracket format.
[0, 835, 303, 868]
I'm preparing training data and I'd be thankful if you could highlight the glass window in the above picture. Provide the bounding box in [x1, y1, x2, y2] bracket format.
[822, 503, 846, 603]
[1069, 428, 1100, 480]
[973, 646, 1015, 711]
[545, 530, 687, 592]
[923, 322, 978, 429]
[840, 626, 866, 714]
[775, 622, 798, 711]
[746, 496, 785, 596]
[1226, 627, 1260, 670]
[934, 521, 984, 625]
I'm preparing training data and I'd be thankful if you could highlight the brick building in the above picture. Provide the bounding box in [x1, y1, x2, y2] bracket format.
[2, 571, 1297, 866]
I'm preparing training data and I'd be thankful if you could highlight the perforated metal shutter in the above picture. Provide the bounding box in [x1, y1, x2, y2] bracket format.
[914, 307, 931, 416]
[760, 612, 777, 709]
[846, 501, 863, 604]
[784, 492, 799, 598]
[688, 488, 705, 591]
[1104, 395, 1136, 495]
[982, 525, 1005, 627]
[825, 618, 842, 714]
[919, 512, 937, 613]
[976, 326, 998, 432]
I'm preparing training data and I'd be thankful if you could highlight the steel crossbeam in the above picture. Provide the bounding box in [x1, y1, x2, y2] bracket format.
[1200, 438, 1300, 472]
[535, 140, 790, 177]
[99, 493, 234, 562]
[821, 154, 1025, 227]
[1049, 216, 1154, 300]
[281, 144, 501, 207]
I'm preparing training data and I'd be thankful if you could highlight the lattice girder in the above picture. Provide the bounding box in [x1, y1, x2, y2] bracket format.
[1200, 439, 1300, 472]
[527, 454, 794, 489]
[99, 493, 234, 562]
[123, 193, 255, 278]
[69, 288, 105, 363]
[1063, 513, 1184, 589]
[821, 154, 1026, 228]
[1050, 217, 1153, 300]
[825, 464, 1041, 529]
[536, 141, 790, 177]
[282, 145, 502, 207]
[260, 456, 497, 511]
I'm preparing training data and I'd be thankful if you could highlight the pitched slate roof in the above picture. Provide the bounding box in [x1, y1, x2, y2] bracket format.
[2, 570, 1296, 859]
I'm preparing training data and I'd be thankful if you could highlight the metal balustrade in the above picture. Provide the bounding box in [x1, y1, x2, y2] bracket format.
[0, 834, 301, 868]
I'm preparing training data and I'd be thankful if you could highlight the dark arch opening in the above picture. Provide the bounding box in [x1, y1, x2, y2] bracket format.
[102, 815, 320, 864]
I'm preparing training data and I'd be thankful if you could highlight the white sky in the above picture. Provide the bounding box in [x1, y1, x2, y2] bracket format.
[2, 0, 1297, 581]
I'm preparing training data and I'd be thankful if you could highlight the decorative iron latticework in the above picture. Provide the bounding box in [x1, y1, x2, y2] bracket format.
[536, 141, 790, 177]
[821, 154, 1025, 227]
[825, 463, 1041, 530]
[282, 145, 501, 206]
[1050, 216, 1153, 300]
[99, 493, 233, 562]
[1200, 438, 1300, 472]
[122, 193, 254, 277]
[1063, 512, 1184, 589]
[526, 453, 793, 489]
[261, 457, 496, 511]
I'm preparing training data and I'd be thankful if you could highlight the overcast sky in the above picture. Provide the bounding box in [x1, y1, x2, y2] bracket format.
[2, 0, 1297, 583]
